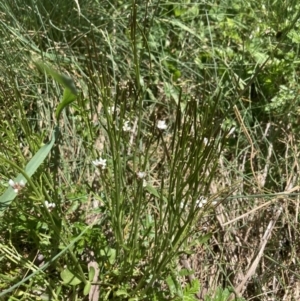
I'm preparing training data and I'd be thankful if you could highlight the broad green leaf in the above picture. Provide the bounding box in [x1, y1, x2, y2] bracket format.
[88, 266, 95, 282]
[34, 61, 77, 95]
[34, 60, 78, 121]
[55, 88, 77, 120]
[0, 127, 58, 214]
[166, 275, 177, 295]
[100, 247, 116, 265]
[115, 289, 129, 297]
[83, 281, 91, 296]
[60, 268, 82, 286]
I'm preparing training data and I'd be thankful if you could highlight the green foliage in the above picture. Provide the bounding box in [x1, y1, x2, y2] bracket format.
[0, 129, 56, 213]
[179, 280, 201, 301]
[1, 0, 300, 300]
[204, 287, 246, 301]
[60, 268, 82, 286]
[167, 275, 201, 301]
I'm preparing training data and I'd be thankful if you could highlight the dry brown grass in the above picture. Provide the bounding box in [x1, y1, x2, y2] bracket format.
[177, 117, 300, 300]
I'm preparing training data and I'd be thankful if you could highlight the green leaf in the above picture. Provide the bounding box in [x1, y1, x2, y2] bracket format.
[174, 8, 184, 17]
[34, 61, 77, 95]
[179, 269, 194, 277]
[34, 60, 78, 121]
[88, 266, 95, 282]
[60, 268, 82, 286]
[145, 185, 168, 203]
[166, 275, 177, 295]
[55, 88, 78, 120]
[145, 185, 160, 198]
[0, 127, 58, 214]
[115, 289, 129, 297]
[100, 247, 116, 265]
[197, 233, 213, 244]
[182, 280, 200, 301]
[172, 69, 181, 81]
[83, 281, 91, 296]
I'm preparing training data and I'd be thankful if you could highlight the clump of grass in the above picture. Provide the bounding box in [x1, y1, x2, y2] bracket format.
[1, 1, 300, 301]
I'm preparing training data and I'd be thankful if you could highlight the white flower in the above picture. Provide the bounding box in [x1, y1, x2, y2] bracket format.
[137, 171, 146, 179]
[122, 121, 131, 132]
[136, 171, 147, 187]
[92, 158, 107, 170]
[157, 120, 167, 130]
[107, 105, 116, 114]
[226, 127, 236, 138]
[8, 179, 15, 187]
[201, 198, 207, 204]
[196, 196, 207, 208]
[45, 201, 56, 209]
[196, 199, 203, 208]
[9, 179, 25, 193]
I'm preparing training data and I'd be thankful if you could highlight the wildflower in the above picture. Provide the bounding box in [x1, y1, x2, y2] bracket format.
[196, 196, 207, 208]
[226, 127, 236, 138]
[122, 121, 131, 132]
[136, 171, 147, 187]
[196, 199, 203, 208]
[9, 179, 25, 193]
[92, 158, 107, 170]
[8, 179, 15, 187]
[137, 171, 146, 179]
[44, 201, 56, 209]
[107, 105, 116, 115]
[157, 120, 167, 130]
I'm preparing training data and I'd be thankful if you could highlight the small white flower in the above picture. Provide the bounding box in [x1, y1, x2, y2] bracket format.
[180, 202, 185, 209]
[8, 179, 15, 187]
[203, 137, 208, 145]
[157, 120, 167, 130]
[142, 179, 147, 187]
[107, 105, 116, 114]
[137, 171, 146, 179]
[44, 201, 56, 209]
[196, 199, 203, 208]
[123, 121, 131, 131]
[122, 121, 131, 132]
[9, 179, 26, 193]
[92, 158, 107, 170]
[200, 198, 207, 204]
[136, 171, 147, 187]
[196, 196, 208, 208]
[226, 127, 236, 138]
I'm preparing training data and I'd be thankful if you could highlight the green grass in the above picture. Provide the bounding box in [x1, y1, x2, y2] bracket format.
[1, 0, 300, 300]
